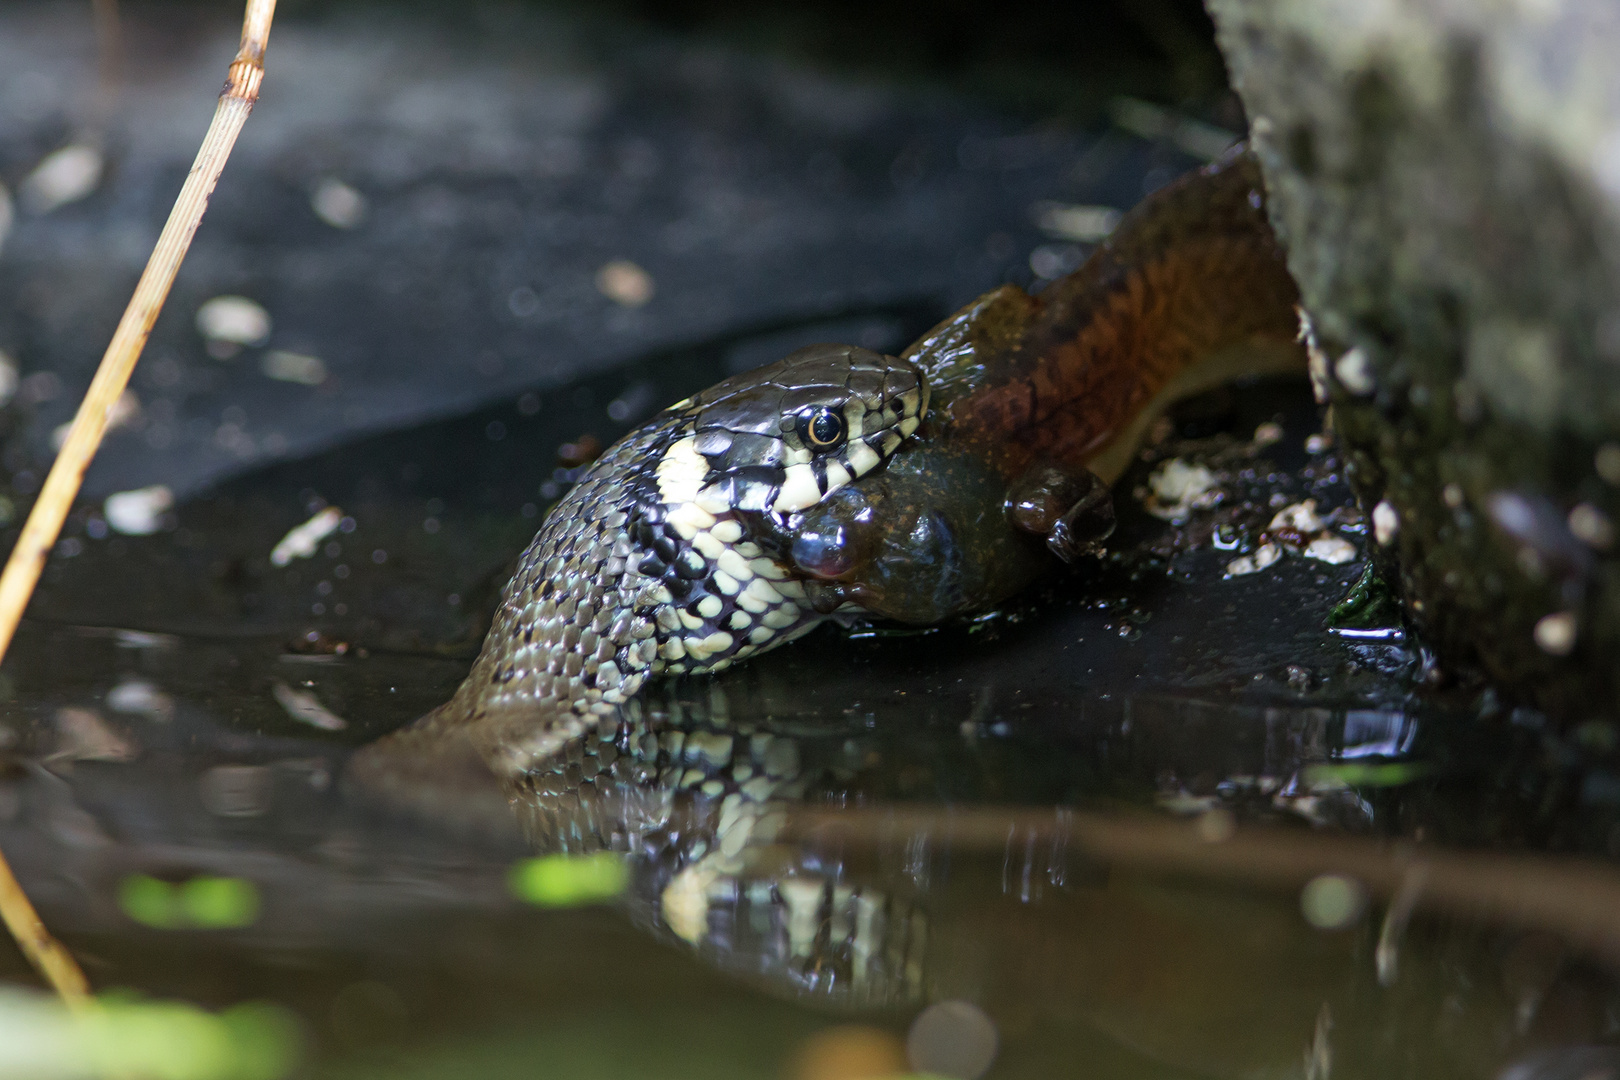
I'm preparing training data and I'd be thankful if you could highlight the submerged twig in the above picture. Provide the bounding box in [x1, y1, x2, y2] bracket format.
[783, 806, 1620, 964]
[0, 0, 277, 1009]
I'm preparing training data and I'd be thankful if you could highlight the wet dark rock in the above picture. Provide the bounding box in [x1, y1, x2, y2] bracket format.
[1208, 0, 1620, 721]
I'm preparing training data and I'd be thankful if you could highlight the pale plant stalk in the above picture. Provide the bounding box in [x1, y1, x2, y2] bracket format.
[0, 0, 277, 1010]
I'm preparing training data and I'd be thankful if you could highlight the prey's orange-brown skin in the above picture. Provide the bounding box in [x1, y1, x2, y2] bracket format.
[791, 148, 1305, 623]
[913, 148, 1302, 486]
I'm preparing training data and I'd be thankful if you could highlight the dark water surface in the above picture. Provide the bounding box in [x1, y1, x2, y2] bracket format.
[1, 3, 1619, 1078]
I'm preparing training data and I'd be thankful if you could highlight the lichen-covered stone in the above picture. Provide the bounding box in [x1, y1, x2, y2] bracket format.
[1208, 0, 1620, 719]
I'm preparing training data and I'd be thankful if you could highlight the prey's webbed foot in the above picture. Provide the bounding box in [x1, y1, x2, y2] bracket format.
[1005, 462, 1115, 563]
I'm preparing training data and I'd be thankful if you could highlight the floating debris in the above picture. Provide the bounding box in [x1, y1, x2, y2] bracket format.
[1304, 432, 1333, 454]
[270, 506, 343, 567]
[1252, 420, 1284, 447]
[51, 706, 138, 763]
[261, 350, 327, 386]
[1372, 500, 1400, 545]
[270, 681, 347, 731]
[20, 143, 103, 214]
[1141, 458, 1217, 522]
[1269, 499, 1326, 536]
[106, 677, 175, 723]
[1334, 345, 1375, 395]
[1029, 200, 1121, 242]
[1533, 611, 1577, 656]
[196, 295, 272, 359]
[1226, 542, 1282, 577]
[596, 259, 654, 307]
[115, 629, 179, 650]
[103, 484, 173, 536]
[1303, 535, 1358, 564]
[310, 176, 368, 228]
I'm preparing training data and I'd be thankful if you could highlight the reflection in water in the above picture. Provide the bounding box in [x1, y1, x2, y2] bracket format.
[3, 610, 1620, 1076]
[347, 661, 1620, 1078]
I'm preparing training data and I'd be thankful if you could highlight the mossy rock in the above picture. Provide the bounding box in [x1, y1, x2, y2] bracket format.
[1208, 0, 1620, 720]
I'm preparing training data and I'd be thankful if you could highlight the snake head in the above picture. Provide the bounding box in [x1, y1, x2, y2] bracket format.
[655, 343, 928, 517]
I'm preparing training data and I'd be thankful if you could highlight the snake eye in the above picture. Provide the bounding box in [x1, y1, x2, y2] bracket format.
[797, 407, 846, 452]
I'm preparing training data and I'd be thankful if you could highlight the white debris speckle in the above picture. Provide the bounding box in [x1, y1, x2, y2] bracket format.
[51, 706, 137, 763]
[596, 260, 654, 307]
[1533, 611, 1577, 656]
[310, 177, 368, 228]
[1226, 542, 1282, 577]
[1303, 535, 1358, 565]
[1442, 483, 1466, 509]
[1334, 346, 1375, 396]
[261, 350, 327, 386]
[21, 144, 103, 215]
[1029, 201, 1122, 242]
[107, 677, 175, 723]
[1142, 459, 1217, 522]
[1372, 500, 1400, 546]
[1568, 503, 1614, 550]
[1252, 421, 1284, 447]
[196, 295, 272, 352]
[1269, 499, 1325, 534]
[271, 680, 347, 731]
[270, 506, 343, 567]
[104, 485, 173, 536]
[0, 349, 17, 409]
[1304, 432, 1332, 454]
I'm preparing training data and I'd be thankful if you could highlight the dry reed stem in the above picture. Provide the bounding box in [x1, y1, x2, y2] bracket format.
[783, 805, 1620, 962]
[0, 0, 277, 1009]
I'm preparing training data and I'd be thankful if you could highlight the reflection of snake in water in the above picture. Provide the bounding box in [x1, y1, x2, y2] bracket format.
[350, 147, 1304, 1001]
